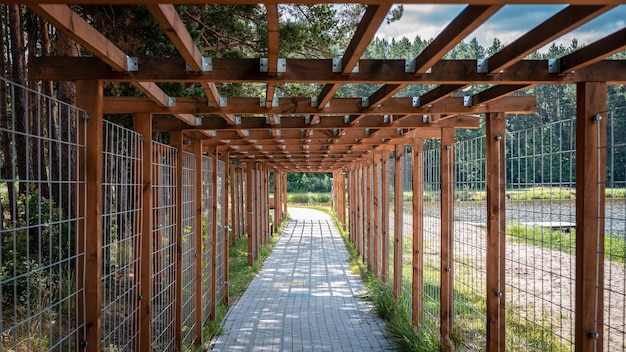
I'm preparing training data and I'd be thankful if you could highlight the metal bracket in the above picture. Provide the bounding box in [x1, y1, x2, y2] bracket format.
[383, 114, 390, 123]
[405, 58, 416, 73]
[464, 96, 473, 107]
[422, 114, 430, 123]
[241, 130, 249, 137]
[234, 115, 241, 125]
[82, 112, 89, 120]
[277, 58, 286, 73]
[361, 97, 369, 108]
[365, 128, 371, 135]
[548, 58, 561, 74]
[477, 58, 489, 74]
[186, 56, 212, 72]
[311, 96, 318, 108]
[260, 58, 269, 72]
[168, 97, 176, 108]
[333, 129, 339, 136]
[332, 58, 342, 73]
[195, 117, 202, 126]
[412, 96, 420, 107]
[351, 61, 359, 73]
[305, 115, 311, 124]
[206, 130, 216, 137]
[126, 56, 139, 72]
[344, 115, 351, 123]
[219, 97, 228, 108]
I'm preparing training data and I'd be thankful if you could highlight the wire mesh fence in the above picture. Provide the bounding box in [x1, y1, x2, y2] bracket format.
[0, 76, 87, 351]
[181, 151, 198, 346]
[602, 106, 626, 351]
[505, 118, 577, 351]
[201, 155, 214, 326]
[453, 135, 488, 349]
[422, 139, 441, 336]
[150, 141, 178, 351]
[216, 160, 227, 304]
[101, 120, 143, 351]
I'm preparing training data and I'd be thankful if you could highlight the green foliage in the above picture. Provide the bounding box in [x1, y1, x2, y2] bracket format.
[287, 172, 333, 193]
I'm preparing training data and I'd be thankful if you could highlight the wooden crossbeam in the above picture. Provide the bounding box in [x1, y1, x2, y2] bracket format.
[15, 0, 626, 4]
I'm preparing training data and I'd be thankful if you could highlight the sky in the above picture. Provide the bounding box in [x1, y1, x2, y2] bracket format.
[375, 4, 626, 52]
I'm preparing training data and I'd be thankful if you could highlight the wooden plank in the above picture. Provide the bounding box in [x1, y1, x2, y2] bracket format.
[575, 81, 606, 352]
[381, 150, 390, 283]
[393, 145, 404, 299]
[488, 5, 614, 73]
[135, 113, 154, 350]
[412, 138, 424, 326]
[560, 27, 626, 73]
[76, 80, 103, 352]
[193, 139, 204, 346]
[29, 57, 626, 84]
[440, 128, 454, 351]
[485, 112, 506, 351]
[373, 153, 381, 277]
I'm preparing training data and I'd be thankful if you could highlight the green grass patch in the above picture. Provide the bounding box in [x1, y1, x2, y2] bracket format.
[507, 222, 626, 262]
[287, 192, 331, 204]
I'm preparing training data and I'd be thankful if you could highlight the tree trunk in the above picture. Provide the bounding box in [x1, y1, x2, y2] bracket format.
[0, 5, 16, 228]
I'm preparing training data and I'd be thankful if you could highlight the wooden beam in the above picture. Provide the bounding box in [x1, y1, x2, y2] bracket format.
[575, 81, 606, 352]
[76, 80, 104, 352]
[30, 57, 626, 84]
[560, 27, 626, 73]
[15, 0, 626, 5]
[485, 112, 506, 351]
[488, 5, 614, 73]
[315, 4, 392, 112]
[440, 128, 454, 351]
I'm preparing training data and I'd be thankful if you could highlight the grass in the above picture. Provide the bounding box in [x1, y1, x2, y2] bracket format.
[424, 187, 626, 202]
[287, 192, 331, 204]
[196, 216, 288, 350]
[507, 222, 626, 262]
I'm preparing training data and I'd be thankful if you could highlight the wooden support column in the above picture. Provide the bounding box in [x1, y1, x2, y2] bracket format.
[381, 150, 391, 283]
[170, 131, 184, 351]
[440, 128, 455, 351]
[575, 82, 607, 352]
[210, 146, 219, 317]
[373, 153, 382, 278]
[365, 162, 372, 268]
[221, 151, 230, 305]
[246, 162, 255, 265]
[349, 168, 355, 244]
[393, 145, 405, 299]
[274, 170, 281, 230]
[230, 165, 237, 245]
[368, 161, 375, 270]
[76, 80, 103, 352]
[412, 138, 424, 326]
[486, 113, 506, 351]
[192, 139, 204, 346]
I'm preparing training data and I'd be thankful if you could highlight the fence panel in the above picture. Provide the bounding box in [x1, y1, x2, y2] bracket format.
[0, 76, 87, 351]
[402, 146, 414, 312]
[216, 160, 227, 304]
[101, 120, 143, 351]
[505, 118, 576, 351]
[603, 106, 626, 351]
[201, 155, 214, 324]
[150, 142, 178, 350]
[181, 151, 198, 346]
[422, 139, 441, 336]
[453, 136, 488, 349]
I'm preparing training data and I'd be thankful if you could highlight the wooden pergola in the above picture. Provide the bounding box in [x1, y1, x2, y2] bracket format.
[12, 0, 626, 351]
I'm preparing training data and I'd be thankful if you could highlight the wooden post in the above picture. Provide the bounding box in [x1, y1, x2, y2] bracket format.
[76, 80, 103, 352]
[393, 145, 405, 299]
[221, 151, 230, 306]
[170, 131, 184, 351]
[192, 139, 204, 346]
[135, 113, 153, 350]
[412, 138, 424, 326]
[486, 113, 506, 351]
[210, 147, 219, 316]
[373, 153, 381, 277]
[230, 165, 237, 245]
[246, 162, 255, 266]
[381, 150, 390, 283]
[575, 82, 607, 352]
[274, 170, 281, 230]
[365, 162, 371, 268]
[349, 168, 355, 244]
[440, 128, 455, 351]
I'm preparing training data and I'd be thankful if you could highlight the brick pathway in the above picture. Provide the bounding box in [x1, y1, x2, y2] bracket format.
[210, 208, 394, 351]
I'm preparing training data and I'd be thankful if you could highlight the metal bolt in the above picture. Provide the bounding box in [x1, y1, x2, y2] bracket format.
[588, 331, 599, 339]
[445, 266, 451, 272]
[495, 135, 502, 141]
[495, 291, 502, 297]
[80, 340, 88, 348]
[137, 294, 143, 301]
[593, 113, 602, 122]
